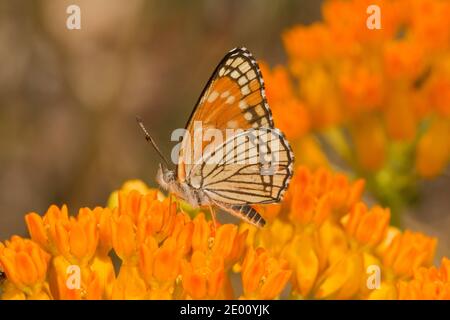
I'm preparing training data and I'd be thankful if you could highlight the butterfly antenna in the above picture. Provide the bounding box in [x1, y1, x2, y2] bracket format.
[136, 116, 171, 167]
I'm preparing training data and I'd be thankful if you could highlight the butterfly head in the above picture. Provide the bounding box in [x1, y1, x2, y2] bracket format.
[156, 163, 176, 190]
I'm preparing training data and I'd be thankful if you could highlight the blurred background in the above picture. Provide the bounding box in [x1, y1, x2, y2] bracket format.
[0, 0, 323, 235]
[0, 0, 448, 259]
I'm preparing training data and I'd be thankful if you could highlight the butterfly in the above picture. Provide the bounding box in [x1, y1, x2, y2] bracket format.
[137, 47, 294, 228]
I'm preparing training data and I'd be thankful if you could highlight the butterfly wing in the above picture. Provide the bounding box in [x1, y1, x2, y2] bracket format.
[177, 47, 274, 182]
[188, 128, 294, 205]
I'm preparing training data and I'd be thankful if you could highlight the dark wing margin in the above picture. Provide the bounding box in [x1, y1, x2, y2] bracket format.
[183, 47, 274, 131]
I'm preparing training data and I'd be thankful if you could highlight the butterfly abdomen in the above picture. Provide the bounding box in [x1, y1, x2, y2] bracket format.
[231, 205, 266, 228]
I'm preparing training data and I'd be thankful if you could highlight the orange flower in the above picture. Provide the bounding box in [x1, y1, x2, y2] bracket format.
[428, 73, 450, 117]
[181, 251, 225, 299]
[426, 56, 450, 116]
[267, 0, 450, 216]
[409, 0, 450, 51]
[52, 265, 103, 300]
[259, 63, 310, 140]
[383, 40, 425, 81]
[290, 189, 331, 227]
[283, 23, 332, 62]
[108, 188, 199, 299]
[323, 0, 402, 45]
[415, 118, 450, 178]
[211, 224, 247, 268]
[170, 214, 194, 256]
[338, 65, 384, 114]
[381, 230, 437, 278]
[139, 236, 181, 299]
[2, 163, 450, 301]
[94, 207, 113, 256]
[272, 99, 310, 140]
[315, 251, 364, 299]
[251, 218, 294, 258]
[111, 191, 184, 260]
[384, 89, 417, 141]
[89, 254, 115, 299]
[281, 233, 319, 298]
[290, 136, 330, 170]
[117, 190, 159, 224]
[58, 208, 99, 265]
[111, 264, 147, 300]
[241, 247, 291, 300]
[25, 204, 69, 254]
[0, 236, 51, 299]
[287, 166, 365, 224]
[300, 66, 341, 128]
[344, 203, 390, 248]
[259, 63, 295, 104]
[108, 179, 162, 209]
[191, 213, 214, 253]
[25, 205, 115, 300]
[135, 197, 178, 244]
[351, 116, 386, 171]
[397, 258, 450, 299]
[26, 205, 100, 264]
[191, 213, 247, 267]
[251, 204, 282, 224]
[111, 214, 137, 262]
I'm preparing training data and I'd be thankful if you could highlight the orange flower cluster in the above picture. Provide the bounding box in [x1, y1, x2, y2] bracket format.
[1, 168, 447, 300]
[262, 0, 450, 215]
[240, 166, 445, 299]
[1, 189, 250, 300]
[397, 258, 450, 299]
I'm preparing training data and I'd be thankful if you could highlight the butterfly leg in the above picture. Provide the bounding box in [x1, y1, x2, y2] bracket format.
[171, 193, 185, 214]
[208, 204, 218, 232]
[169, 193, 187, 215]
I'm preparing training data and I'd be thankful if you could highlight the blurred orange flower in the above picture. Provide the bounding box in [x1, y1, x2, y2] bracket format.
[262, 0, 450, 222]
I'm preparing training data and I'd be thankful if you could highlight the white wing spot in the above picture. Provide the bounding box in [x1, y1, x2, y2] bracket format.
[231, 70, 240, 79]
[231, 57, 243, 68]
[225, 95, 235, 104]
[247, 70, 256, 80]
[254, 105, 265, 116]
[207, 91, 219, 103]
[221, 90, 230, 98]
[244, 112, 253, 121]
[239, 100, 248, 109]
[239, 63, 251, 73]
[219, 68, 225, 76]
[227, 120, 238, 128]
[241, 85, 250, 95]
[238, 76, 247, 86]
